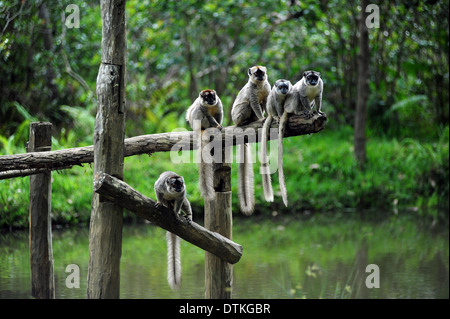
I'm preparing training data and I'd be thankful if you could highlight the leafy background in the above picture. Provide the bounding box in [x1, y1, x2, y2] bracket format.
[0, 0, 448, 228]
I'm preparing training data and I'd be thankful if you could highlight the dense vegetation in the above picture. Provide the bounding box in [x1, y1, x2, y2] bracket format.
[1, 0, 448, 229]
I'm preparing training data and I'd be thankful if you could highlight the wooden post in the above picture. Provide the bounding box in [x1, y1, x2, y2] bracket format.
[28, 122, 55, 299]
[205, 146, 233, 299]
[87, 0, 126, 299]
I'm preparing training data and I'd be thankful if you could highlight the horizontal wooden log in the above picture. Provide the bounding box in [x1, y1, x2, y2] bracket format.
[93, 172, 243, 264]
[0, 166, 75, 180]
[0, 113, 326, 175]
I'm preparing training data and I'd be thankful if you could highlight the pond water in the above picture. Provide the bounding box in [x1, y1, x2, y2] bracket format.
[0, 214, 448, 299]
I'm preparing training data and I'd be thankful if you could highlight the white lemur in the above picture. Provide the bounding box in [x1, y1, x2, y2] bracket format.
[274, 71, 323, 206]
[260, 79, 292, 206]
[186, 89, 223, 201]
[231, 66, 271, 215]
[154, 171, 193, 290]
[284, 70, 323, 117]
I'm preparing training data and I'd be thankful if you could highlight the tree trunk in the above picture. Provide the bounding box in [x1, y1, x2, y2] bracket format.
[87, 0, 127, 299]
[38, 3, 59, 102]
[354, 0, 370, 165]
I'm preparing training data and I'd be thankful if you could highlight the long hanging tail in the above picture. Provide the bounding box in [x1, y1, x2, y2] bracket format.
[198, 130, 215, 201]
[166, 231, 181, 290]
[279, 112, 289, 207]
[238, 143, 255, 215]
[261, 115, 274, 202]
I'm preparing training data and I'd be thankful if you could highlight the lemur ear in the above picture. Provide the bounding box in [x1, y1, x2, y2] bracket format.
[248, 68, 252, 76]
[303, 71, 307, 78]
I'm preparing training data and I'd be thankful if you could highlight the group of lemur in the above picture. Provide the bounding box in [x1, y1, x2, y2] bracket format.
[154, 65, 324, 290]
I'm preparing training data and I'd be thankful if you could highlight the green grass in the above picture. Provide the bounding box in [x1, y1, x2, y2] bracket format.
[1, 125, 448, 229]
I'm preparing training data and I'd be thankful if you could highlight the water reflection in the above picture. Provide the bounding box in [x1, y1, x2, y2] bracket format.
[0, 215, 448, 299]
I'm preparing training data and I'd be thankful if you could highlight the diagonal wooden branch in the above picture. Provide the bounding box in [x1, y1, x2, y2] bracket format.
[93, 172, 243, 264]
[0, 113, 326, 176]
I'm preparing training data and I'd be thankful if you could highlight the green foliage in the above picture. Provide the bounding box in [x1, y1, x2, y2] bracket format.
[1, 125, 448, 229]
[371, 95, 439, 139]
[0, 1, 449, 228]
[3, 1, 448, 136]
[1, 0, 101, 134]
[59, 105, 95, 146]
[260, 126, 449, 216]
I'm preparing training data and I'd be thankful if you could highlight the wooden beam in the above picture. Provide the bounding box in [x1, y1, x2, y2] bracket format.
[28, 122, 55, 299]
[93, 172, 243, 265]
[0, 166, 75, 180]
[205, 146, 233, 298]
[0, 114, 327, 175]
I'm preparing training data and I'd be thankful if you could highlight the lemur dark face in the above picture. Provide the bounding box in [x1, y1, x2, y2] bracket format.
[200, 90, 217, 105]
[167, 176, 184, 193]
[303, 71, 321, 86]
[275, 79, 292, 95]
[249, 66, 267, 82]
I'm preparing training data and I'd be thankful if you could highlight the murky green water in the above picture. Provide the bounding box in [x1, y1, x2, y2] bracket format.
[0, 214, 448, 299]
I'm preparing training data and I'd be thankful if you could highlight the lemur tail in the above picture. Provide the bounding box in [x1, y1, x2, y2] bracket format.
[166, 231, 181, 290]
[261, 115, 274, 202]
[198, 131, 215, 201]
[238, 143, 255, 215]
[279, 112, 289, 207]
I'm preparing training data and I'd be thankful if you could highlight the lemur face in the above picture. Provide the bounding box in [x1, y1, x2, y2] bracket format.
[166, 176, 184, 193]
[274, 79, 292, 95]
[303, 71, 321, 86]
[200, 90, 217, 106]
[249, 66, 267, 82]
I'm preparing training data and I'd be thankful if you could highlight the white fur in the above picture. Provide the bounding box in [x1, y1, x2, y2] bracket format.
[238, 143, 255, 215]
[166, 231, 181, 290]
[260, 115, 274, 202]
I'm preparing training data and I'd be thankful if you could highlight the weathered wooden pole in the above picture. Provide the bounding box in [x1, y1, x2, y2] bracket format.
[87, 0, 126, 299]
[205, 145, 233, 299]
[28, 122, 55, 299]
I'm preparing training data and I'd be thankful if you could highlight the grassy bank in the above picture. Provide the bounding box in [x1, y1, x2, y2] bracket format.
[1, 125, 448, 229]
